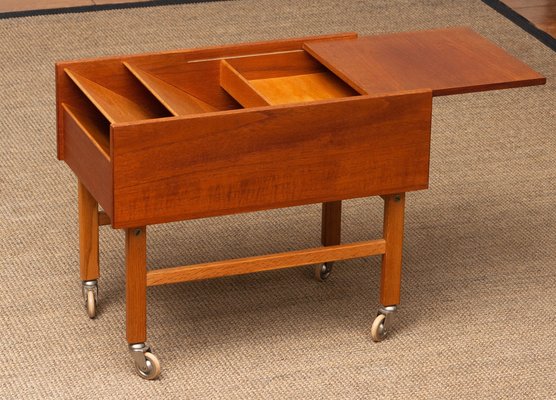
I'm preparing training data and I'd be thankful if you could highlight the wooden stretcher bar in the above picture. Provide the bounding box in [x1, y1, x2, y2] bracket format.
[146, 239, 387, 286]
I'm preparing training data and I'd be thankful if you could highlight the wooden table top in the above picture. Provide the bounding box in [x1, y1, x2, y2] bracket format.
[304, 27, 546, 96]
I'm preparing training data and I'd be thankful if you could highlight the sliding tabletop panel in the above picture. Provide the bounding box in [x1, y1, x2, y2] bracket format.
[304, 27, 546, 96]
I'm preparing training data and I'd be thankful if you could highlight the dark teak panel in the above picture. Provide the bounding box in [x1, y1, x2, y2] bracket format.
[111, 90, 432, 228]
[304, 27, 546, 96]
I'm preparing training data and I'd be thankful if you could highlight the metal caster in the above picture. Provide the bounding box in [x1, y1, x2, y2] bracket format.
[129, 343, 161, 380]
[314, 262, 333, 281]
[82, 280, 98, 319]
[371, 305, 397, 342]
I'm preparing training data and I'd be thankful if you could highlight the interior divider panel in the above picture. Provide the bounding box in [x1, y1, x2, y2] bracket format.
[219, 50, 359, 107]
[64, 68, 171, 123]
[221, 50, 324, 79]
[220, 60, 271, 107]
[124, 62, 217, 116]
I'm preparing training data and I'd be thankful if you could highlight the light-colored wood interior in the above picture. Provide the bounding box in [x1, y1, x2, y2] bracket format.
[250, 72, 357, 105]
[220, 60, 270, 107]
[65, 68, 170, 123]
[220, 50, 359, 107]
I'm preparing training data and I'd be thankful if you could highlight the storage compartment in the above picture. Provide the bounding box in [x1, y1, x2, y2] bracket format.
[62, 102, 113, 217]
[219, 50, 359, 107]
[55, 33, 441, 228]
[123, 60, 241, 116]
[62, 103, 110, 159]
[64, 66, 172, 123]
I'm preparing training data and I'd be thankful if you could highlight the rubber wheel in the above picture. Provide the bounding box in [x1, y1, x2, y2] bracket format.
[135, 352, 161, 380]
[314, 263, 333, 282]
[371, 314, 387, 342]
[86, 289, 96, 319]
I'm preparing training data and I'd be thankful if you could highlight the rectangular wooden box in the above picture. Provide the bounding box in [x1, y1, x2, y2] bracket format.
[57, 28, 544, 229]
[57, 33, 433, 228]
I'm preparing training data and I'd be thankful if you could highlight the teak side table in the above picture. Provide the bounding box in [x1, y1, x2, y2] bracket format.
[56, 27, 545, 379]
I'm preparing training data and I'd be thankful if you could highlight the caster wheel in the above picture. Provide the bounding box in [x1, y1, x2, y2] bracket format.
[135, 352, 161, 380]
[82, 280, 98, 319]
[314, 262, 333, 282]
[86, 289, 96, 319]
[371, 314, 387, 342]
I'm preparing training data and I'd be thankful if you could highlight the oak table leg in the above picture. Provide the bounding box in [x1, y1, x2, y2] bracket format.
[315, 201, 342, 281]
[371, 193, 406, 342]
[78, 180, 99, 319]
[125, 226, 161, 380]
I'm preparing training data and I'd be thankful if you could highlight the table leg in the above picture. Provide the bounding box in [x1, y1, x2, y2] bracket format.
[126, 226, 147, 344]
[315, 201, 342, 281]
[125, 226, 161, 380]
[371, 193, 405, 342]
[78, 180, 99, 282]
[78, 180, 99, 318]
[380, 193, 405, 306]
[321, 201, 342, 246]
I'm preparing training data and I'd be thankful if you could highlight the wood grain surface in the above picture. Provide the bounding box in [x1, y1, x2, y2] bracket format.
[380, 194, 406, 306]
[63, 103, 109, 159]
[63, 105, 113, 217]
[322, 201, 342, 246]
[0, 0, 91, 12]
[221, 50, 358, 106]
[65, 69, 166, 123]
[502, 0, 556, 37]
[111, 90, 432, 228]
[78, 181, 99, 281]
[124, 62, 218, 116]
[125, 227, 147, 344]
[223, 50, 323, 80]
[249, 72, 357, 105]
[220, 59, 270, 107]
[304, 27, 546, 96]
[56, 33, 357, 159]
[146, 239, 386, 286]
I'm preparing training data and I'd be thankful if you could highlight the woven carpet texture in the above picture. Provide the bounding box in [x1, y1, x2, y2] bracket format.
[1, 0, 555, 398]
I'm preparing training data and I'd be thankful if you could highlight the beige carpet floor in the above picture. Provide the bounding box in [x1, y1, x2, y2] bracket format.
[1, 0, 555, 398]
